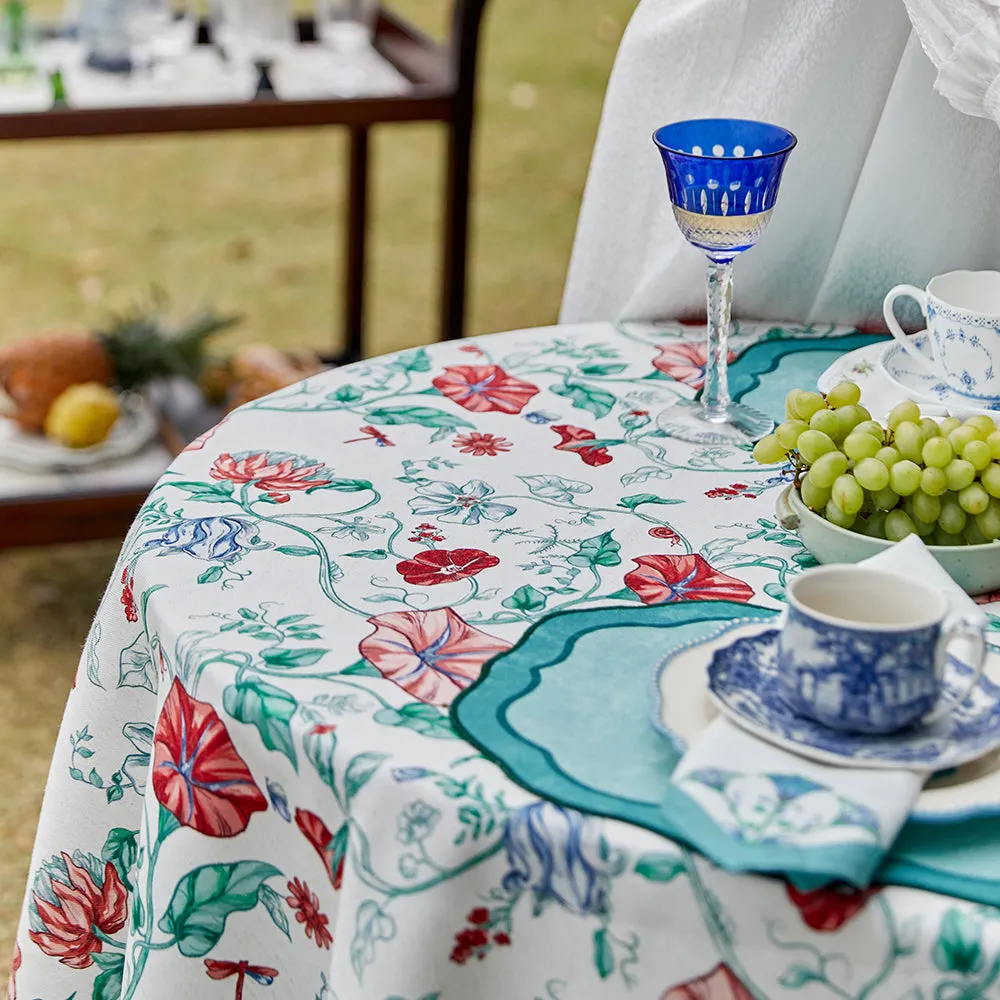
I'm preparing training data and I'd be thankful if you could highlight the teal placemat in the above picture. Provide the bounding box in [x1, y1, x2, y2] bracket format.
[451, 601, 1000, 905]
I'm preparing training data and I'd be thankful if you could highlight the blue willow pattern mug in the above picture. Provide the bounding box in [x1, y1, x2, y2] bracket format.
[777, 565, 987, 735]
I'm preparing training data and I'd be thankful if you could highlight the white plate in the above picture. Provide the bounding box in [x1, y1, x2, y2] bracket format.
[817, 336, 999, 421]
[654, 618, 1000, 823]
[879, 332, 1000, 415]
[0, 393, 158, 472]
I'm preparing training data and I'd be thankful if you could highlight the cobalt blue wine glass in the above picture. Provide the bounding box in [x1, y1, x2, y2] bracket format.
[653, 118, 797, 444]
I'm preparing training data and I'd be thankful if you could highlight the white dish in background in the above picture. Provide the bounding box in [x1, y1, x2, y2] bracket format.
[817, 336, 997, 421]
[880, 331, 1000, 414]
[0, 393, 158, 472]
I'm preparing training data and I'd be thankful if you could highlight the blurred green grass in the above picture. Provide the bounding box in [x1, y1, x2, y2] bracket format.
[0, 0, 633, 977]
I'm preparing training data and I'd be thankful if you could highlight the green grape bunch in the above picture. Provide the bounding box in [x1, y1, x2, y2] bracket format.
[751, 381, 1000, 545]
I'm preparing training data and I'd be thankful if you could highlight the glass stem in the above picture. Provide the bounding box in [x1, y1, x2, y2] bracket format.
[702, 256, 734, 422]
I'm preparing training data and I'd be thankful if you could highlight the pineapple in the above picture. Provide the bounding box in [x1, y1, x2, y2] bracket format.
[0, 302, 239, 433]
[0, 331, 111, 432]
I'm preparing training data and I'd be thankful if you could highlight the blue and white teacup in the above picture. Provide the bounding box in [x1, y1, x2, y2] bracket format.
[883, 270, 1000, 402]
[778, 565, 987, 735]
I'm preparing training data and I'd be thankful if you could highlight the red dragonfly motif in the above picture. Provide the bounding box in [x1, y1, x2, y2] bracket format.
[204, 959, 279, 998]
[344, 425, 394, 447]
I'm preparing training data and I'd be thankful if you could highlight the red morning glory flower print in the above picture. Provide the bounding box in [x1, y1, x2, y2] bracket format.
[661, 963, 753, 999]
[786, 884, 879, 932]
[395, 548, 500, 587]
[152, 677, 267, 837]
[551, 424, 613, 467]
[294, 809, 346, 889]
[285, 878, 332, 949]
[210, 451, 334, 503]
[433, 365, 540, 414]
[29, 853, 127, 969]
[653, 342, 737, 390]
[359, 607, 511, 705]
[452, 432, 513, 456]
[624, 554, 754, 604]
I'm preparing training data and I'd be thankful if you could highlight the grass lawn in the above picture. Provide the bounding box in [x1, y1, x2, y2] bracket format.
[0, 0, 634, 977]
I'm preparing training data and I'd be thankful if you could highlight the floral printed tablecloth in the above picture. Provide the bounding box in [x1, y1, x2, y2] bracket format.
[11, 321, 1000, 1000]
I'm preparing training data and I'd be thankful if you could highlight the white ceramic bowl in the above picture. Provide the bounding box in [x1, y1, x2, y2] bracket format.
[775, 484, 1000, 596]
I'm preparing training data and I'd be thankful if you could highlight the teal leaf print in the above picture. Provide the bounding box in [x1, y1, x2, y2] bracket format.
[351, 900, 396, 981]
[345, 752, 389, 802]
[304, 725, 338, 789]
[275, 545, 316, 557]
[86, 620, 103, 689]
[172, 480, 236, 503]
[365, 406, 474, 431]
[633, 853, 684, 883]
[568, 531, 621, 568]
[518, 474, 593, 503]
[261, 647, 327, 668]
[158, 860, 282, 957]
[341, 659, 381, 677]
[90, 952, 125, 1000]
[550, 380, 616, 419]
[197, 566, 224, 584]
[391, 347, 431, 372]
[223, 679, 299, 768]
[373, 702, 456, 739]
[502, 584, 548, 612]
[101, 827, 139, 890]
[933, 908, 984, 975]
[778, 964, 824, 988]
[579, 363, 628, 376]
[344, 549, 389, 560]
[617, 493, 683, 510]
[117, 634, 157, 693]
[258, 882, 291, 940]
[593, 928, 615, 979]
[327, 478, 375, 492]
[331, 384, 364, 403]
[620, 465, 673, 486]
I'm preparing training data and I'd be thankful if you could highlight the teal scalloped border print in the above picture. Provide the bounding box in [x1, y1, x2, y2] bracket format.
[726, 331, 885, 419]
[450, 600, 776, 841]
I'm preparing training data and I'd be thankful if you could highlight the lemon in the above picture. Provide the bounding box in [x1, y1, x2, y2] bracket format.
[44, 382, 121, 448]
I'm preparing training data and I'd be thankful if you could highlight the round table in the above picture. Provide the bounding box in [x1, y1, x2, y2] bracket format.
[11, 321, 998, 1000]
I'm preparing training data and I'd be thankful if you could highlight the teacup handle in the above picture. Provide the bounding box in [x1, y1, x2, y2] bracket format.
[883, 284, 939, 374]
[922, 613, 988, 724]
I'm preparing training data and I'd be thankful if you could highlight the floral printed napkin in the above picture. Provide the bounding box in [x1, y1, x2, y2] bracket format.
[662, 536, 983, 889]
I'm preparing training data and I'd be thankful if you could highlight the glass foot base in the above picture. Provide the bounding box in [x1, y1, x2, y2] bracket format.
[656, 399, 774, 445]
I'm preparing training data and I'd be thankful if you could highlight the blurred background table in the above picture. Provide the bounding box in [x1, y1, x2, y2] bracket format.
[0, 1, 489, 549]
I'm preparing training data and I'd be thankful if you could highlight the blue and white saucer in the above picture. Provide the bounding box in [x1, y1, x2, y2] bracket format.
[880, 333, 1000, 415]
[708, 629, 1000, 771]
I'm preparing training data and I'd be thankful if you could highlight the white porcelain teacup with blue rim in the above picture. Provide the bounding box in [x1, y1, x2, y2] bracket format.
[778, 565, 987, 735]
[883, 270, 1000, 402]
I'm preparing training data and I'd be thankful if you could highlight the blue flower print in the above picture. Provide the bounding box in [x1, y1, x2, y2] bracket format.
[144, 516, 266, 563]
[408, 480, 516, 525]
[501, 802, 623, 917]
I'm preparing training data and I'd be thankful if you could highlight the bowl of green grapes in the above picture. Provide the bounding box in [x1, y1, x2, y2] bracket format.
[752, 381, 1000, 595]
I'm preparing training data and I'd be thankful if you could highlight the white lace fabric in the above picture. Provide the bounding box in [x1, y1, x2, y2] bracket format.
[905, 0, 1000, 120]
